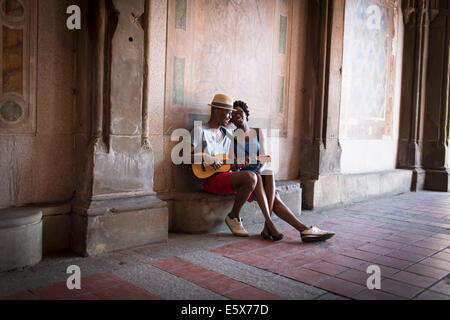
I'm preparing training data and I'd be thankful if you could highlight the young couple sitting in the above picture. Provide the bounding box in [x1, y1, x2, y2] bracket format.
[189, 94, 334, 243]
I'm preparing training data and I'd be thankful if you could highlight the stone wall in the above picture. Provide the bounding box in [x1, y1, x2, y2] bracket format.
[159, 0, 309, 195]
[0, 0, 75, 209]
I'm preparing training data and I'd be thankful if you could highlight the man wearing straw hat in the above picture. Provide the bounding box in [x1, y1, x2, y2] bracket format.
[189, 94, 257, 237]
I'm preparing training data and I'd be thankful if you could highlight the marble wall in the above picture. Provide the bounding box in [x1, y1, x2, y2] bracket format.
[0, 0, 75, 208]
[161, 0, 309, 193]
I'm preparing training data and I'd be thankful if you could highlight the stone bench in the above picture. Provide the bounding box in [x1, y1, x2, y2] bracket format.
[0, 207, 42, 272]
[168, 180, 302, 234]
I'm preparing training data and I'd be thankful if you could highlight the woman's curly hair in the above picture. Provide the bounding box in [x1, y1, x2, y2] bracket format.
[233, 100, 250, 121]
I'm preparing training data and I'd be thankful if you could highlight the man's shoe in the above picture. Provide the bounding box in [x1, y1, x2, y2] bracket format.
[225, 216, 249, 237]
[301, 226, 335, 243]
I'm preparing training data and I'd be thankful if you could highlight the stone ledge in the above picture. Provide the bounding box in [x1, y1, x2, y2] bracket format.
[71, 193, 169, 256]
[73, 192, 167, 216]
[24, 202, 71, 254]
[168, 180, 302, 234]
[301, 169, 413, 209]
[0, 207, 42, 229]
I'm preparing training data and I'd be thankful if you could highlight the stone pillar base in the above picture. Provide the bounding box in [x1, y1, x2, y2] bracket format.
[0, 208, 42, 272]
[167, 180, 302, 234]
[40, 202, 71, 254]
[301, 169, 413, 210]
[411, 168, 426, 191]
[425, 169, 450, 192]
[71, 193, 168, 256]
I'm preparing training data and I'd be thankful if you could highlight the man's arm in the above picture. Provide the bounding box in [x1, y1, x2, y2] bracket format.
[190, 144, 224, 170]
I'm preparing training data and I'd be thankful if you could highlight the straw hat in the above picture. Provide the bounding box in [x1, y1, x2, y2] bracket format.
[208, 94, 236, 111]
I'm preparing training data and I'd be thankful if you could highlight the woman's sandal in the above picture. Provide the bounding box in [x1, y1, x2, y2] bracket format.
[266, 224, 284, 242]
[260, 231, 272, 240]
[261, 223, 284, 241]
[269, 231, 284, 242]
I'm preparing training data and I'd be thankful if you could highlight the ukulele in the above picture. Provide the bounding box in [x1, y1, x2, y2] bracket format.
[191, 153, 272, 180]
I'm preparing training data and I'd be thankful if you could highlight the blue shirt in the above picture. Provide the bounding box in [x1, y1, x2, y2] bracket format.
[234, 128, 261, 173]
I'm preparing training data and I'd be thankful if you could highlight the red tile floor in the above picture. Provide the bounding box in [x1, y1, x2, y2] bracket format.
[1, 273, 160, 300]
[1, 192, 449, 300]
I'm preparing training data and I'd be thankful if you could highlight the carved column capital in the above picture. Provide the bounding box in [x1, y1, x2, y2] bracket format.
[402, 0, 417, 25]
[402, 6, 416, 25]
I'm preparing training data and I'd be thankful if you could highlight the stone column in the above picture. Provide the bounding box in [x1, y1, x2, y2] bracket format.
[300, 0, 345, 209]
[398, 0, 449, 192]
[71, 0, 168, 256]
[397, 0, 432, 190]
[423, 0, 449, 191]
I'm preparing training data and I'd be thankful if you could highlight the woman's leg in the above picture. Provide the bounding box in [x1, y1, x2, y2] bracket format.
[261, 174, 276, 234]
[272, 192, 308, 232]
[253, 174, 282, 238]
[263, 174, 276, 214]
[229, 171, 258, 219]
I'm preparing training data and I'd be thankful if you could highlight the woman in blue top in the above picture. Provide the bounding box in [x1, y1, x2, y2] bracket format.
[231, 101, 335, 243]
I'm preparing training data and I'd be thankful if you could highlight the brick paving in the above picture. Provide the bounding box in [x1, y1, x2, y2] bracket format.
[151, 257, 282, 300]
[210, 203, 450, 299]
[1, 273, 160, 300]
[0, 191, 449, 300]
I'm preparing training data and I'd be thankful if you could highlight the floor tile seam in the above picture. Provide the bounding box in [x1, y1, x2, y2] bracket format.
[425, 288, 450, 298]
[375, 215, 448, 227]
[367, 212, 450, 225]
[350, 257, 450, 283]
[219, 285, 282, 300]
[29, 277, 135, 300]
[3, 289, 40, 300]
[375, 279, 425, 300]
[150, 256, 286, 300]
[280, 269, 334, 289]
[384, 279, 442, 300]
[184, 250, 328, 299]
[281, 258, 364, 285]
[355, 288, 409, 300]
[313, 291, 353, 300]
[417, 258, 450, 271]
[403, 264, 450, 279]
[382, 249, 440, 262]
[188, 268, 285, 300]
[112, 262, 229, 300]
[311, 276, 367, 299]
[346, 213, 450, 232]
[383, 270, 446, 289]
[302, 264, 350, 277]
[149, 261, 237, 298]
[97, 281, 163, 300]
[430, 251, 450, 262]
[227, 253, 315, 276]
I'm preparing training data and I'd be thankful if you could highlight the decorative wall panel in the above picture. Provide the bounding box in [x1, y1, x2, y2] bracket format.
[0, 0, 36, 134]
[340, 0, 398, 140]
[165, 0, 293, 136]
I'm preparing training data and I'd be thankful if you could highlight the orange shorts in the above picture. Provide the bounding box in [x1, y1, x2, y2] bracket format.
[203, 172, 254, 203]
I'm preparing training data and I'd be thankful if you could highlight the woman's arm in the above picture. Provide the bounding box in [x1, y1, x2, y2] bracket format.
[258, 128, 267, 156]
[258, 128, 268, 172]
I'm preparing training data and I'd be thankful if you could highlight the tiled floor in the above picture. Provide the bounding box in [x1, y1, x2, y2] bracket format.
[1, 273, 160, 300]
[209, 215, 450, 300]
[0, 191, 449, 300]
[151, 257, 281, 300]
